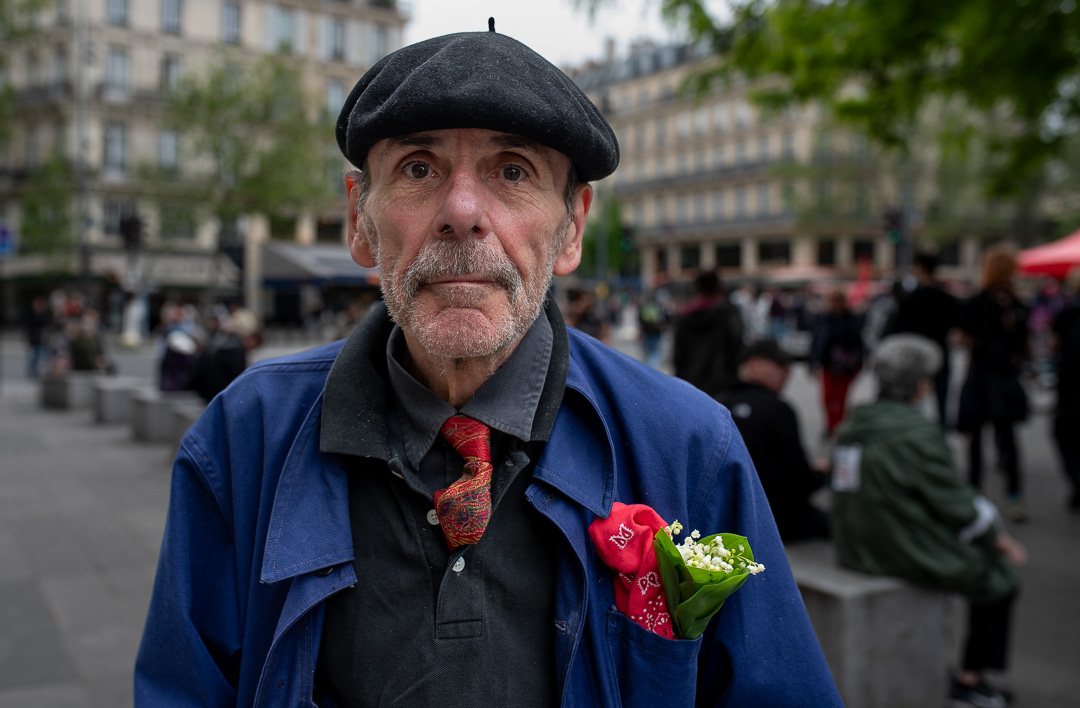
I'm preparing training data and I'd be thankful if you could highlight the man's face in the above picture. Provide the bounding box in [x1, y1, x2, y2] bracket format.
[349, 129, 590, 360]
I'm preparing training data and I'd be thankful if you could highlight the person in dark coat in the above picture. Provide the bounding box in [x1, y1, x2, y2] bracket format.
[719, 339, 828, 542]
[23, 295, 53, 378]
[957, 246, 1030, 522]
[809, 288, 864, 436]
[889, 252, 961, 427]
[673, 270, 743, 396]
[1052, 277, 1080, 512]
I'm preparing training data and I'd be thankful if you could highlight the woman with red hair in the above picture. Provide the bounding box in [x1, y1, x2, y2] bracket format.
[958, 246, 1031, 521]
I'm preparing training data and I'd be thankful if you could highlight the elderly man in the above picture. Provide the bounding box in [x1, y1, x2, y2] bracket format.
[135, 27, 839, 707]
[832, 334, 1026, 708]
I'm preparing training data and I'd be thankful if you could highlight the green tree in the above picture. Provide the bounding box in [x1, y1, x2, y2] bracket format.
[650, 0, 1080, 198]
[18, 153, 75, 255]
[0, 0, 51, 148]
[163, 53, 336, 240]
[581, 196, 637, 278]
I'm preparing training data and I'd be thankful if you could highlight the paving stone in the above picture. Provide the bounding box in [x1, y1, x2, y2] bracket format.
[0, 581, 78, 689]
[0, 683, 92, 708]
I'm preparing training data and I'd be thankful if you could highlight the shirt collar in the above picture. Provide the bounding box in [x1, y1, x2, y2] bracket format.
[322, 301, 566, 459]
[384, 315, 553, 469]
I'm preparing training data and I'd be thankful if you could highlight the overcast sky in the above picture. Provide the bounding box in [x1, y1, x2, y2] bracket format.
[402, 0, 684, 68]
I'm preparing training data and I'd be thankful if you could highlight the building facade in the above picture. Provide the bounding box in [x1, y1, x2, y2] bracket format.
[571, 42, 983, 290]
[0, 0, 405, 324]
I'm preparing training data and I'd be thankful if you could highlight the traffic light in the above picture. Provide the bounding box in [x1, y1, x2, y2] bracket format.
[619, 224, 635, 252]
[882, 208, 903, 244]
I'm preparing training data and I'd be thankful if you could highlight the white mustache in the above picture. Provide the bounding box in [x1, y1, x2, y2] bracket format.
[402, 240, 522, 300]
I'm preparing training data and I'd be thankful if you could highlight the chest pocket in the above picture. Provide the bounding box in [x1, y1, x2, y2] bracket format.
[605, 607, 702, 708]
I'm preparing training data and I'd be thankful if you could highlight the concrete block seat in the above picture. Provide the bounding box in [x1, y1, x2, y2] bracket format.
[169, 399, 208, 447]
[785, 539, 954, 708]
[40, 372, 103, 410]
[91, 377, 145, 423]
[131, 389, 203, 444]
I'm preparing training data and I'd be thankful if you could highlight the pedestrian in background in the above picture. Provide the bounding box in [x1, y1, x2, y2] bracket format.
[809, 288, 864, 437]
[1051, 273, 1080, 512]
[673, 269, 744, 396]
[719, 339, 829, 542]
[889, 252, 961, 428]
[23, 295, 53, 378]
[957, 246, 1030, 522]
[832, 334, 1026, 708]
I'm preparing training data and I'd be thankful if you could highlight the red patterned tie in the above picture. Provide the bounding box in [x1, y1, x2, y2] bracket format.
[434, 415, 494, 549]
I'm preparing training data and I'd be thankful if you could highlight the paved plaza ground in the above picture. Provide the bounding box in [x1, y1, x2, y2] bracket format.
[1, 331, 1077, 707]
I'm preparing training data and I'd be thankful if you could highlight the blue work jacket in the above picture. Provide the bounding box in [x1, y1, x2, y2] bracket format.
[135, 317, 841, 707]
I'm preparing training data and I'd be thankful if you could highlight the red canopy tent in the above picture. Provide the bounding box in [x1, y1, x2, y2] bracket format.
[1018, 228, 1080, 279]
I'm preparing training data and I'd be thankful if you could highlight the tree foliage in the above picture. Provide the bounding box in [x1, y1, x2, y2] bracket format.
[653, 0, 1080, 197]
[164, 53, 336, 230]
[0, 0, 51, 148]
[18, 154, 75, 255]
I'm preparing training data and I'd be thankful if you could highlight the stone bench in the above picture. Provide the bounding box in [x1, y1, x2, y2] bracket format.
[169, 399, 207, 447]
[91, 377, 144, 424]
[131, 390, 203, 444]
[40, 372, 103, 410]
[786, 540, 953, 708]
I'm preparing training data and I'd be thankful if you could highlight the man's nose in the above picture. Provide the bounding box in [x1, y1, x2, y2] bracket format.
[435, 171, 491, 238]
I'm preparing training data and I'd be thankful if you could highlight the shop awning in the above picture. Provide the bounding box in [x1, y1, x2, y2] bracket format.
[1018, 229, 1080, 280]
[262, 242, 380, 288]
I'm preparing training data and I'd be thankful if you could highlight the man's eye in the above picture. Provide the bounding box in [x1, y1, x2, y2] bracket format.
[501, 165, 524, 182]
[405, 163, 430, 179]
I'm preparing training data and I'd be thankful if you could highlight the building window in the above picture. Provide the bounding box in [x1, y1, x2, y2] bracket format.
[160, 54, 182, 92]
[758, 183, 770, 216]
[634, 123, 645, 152]
[695, 106, 708, 136]
[325, 79, 344, 117]
[735, 186, 747, 220]
[817, 239, 836, 266]
[694, 192, 706, 223]
[162, 0, 182, 34]
[676, 195, 689, 225]
[853, 239, 875, 263]
[273, 6, 295, 52]
[758, 240, 791, 266]
[222, 2, 241, 44]
[104, 199, 133, 235]
[695, 151, 706, 174]
[53, 120, 66, 159]
[104, 122, 127, 172]
[107, 0, 127, 26]
[676, 112, 690, 141]
[325, 16, 346, 61]
[716, 244, 741, 267]
[53, 45, 68, 87]
[758, 136, 769, 164]
[735, 100, 751, 129]
[713, 145, 725, 168]
[26, 51, 40, 87]
[712, 189, 725, 222]
[655, 196, 668, 226]
[633, 201, 644, 227]
[26, 126, 40, 169]
[680, 245, 700, 270]
[160, 204, 195, 239]
[714, 102, 726, 132]
[854, 183, 869, 216]
[676, 153, 688, 176]
[369, 24, 389, 64]
[782, 131, 795, 160]
[655, 117, 666, 148]
[159, 130, 178, 172]
[106, 46, 130, 93]
[736, 141, 747, 166]
[56, 0, 70, 24]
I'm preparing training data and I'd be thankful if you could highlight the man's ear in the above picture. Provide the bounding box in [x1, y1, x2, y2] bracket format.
[553, 183, 592, 276]
[346, 172, 377, 268]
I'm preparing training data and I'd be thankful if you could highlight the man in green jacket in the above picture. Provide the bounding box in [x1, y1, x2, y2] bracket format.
[832, 334, 1026, 708]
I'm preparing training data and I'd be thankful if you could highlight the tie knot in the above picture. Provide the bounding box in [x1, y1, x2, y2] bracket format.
[440, 415, 492, 464]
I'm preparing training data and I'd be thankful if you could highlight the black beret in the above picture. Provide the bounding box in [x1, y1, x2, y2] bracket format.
[335, 30, 619, 182]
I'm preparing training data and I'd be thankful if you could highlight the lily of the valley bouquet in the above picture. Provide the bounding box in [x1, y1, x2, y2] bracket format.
[588, 503, 764, 640]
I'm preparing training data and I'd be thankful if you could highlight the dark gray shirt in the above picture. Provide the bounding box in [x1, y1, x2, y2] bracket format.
[315, 307, 564, 708]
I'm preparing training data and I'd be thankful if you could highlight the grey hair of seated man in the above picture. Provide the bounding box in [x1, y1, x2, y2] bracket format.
[874, 334, 942, 403]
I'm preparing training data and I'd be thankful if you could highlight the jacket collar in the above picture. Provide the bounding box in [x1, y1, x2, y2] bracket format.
[261, 300, 615, 584]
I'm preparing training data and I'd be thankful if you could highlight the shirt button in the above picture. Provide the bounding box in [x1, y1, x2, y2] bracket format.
[426, 509, 440, 526]
[452, 557, 466, 573]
